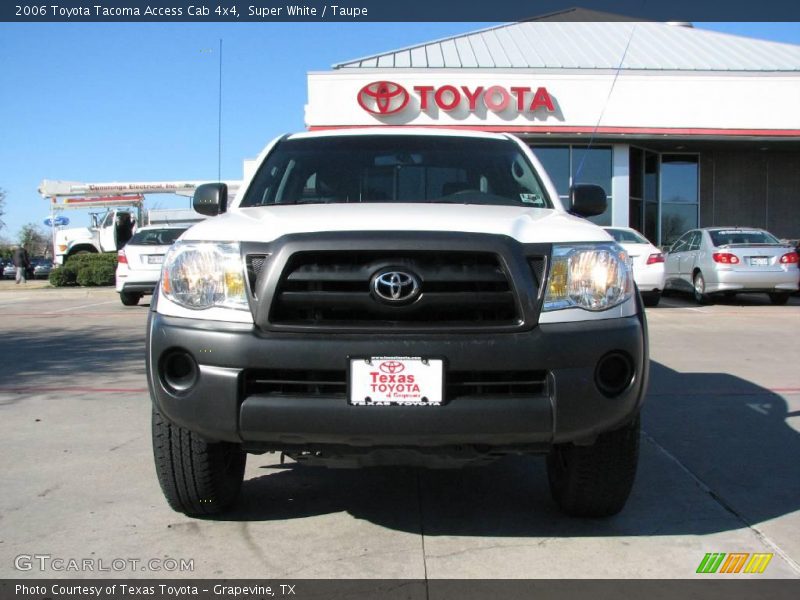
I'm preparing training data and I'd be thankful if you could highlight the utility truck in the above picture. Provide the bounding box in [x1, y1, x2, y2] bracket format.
[38, 180, 239, 264]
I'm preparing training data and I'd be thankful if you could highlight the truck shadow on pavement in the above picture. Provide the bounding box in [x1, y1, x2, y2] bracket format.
[221, 361, 800, 537]
[0, 327, 146, 390]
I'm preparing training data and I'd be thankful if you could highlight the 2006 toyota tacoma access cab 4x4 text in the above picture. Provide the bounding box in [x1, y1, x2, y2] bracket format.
[147, 129, 648, 518]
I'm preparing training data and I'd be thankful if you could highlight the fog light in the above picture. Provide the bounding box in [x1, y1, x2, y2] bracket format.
[160, 349, 198, 393]
[595, 352, 634, 398]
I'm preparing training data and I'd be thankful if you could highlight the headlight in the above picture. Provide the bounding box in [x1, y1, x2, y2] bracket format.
[544, 243, 633, 312]
[161, 242, 248, 310]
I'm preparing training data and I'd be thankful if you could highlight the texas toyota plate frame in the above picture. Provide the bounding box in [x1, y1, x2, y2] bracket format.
[347, 355, 447, 407]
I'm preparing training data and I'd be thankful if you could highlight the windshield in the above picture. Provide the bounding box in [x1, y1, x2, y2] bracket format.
[129, 228, 187, 246]
[240, 135, 551, 208]
[709, 230, 780, 247]
[605, 228, 649, 244]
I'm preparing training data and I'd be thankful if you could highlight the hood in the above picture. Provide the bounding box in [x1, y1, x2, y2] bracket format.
[182, 204, 612, 245]
[56, 227, 94, 243]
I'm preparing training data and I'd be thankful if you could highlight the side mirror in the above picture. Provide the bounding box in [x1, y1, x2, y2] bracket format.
[569, 184, 607, 218]
[193, 183, 228, 216]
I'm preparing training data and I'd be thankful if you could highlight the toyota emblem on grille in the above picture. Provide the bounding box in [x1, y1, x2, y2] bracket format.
[372, 270, 421, 304]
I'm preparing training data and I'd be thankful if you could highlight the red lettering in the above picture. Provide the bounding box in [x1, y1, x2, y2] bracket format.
[460, 86, 484, 110]
[510, 86, 530, 111]
[434, 85, 461, 111]
[484, 86, 510, 112]
[530, 87, 555, 112]
[414, 85, 434, 110]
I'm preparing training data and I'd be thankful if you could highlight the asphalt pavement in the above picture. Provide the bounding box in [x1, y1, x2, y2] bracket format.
[1, 281, 798, 579]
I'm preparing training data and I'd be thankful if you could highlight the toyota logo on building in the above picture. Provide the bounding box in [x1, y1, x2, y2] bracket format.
[371, 270, 421, 304]
[357, 81, 410, 116]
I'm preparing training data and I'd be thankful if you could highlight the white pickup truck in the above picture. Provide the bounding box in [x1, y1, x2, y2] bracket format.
[147, 129, 649, 519]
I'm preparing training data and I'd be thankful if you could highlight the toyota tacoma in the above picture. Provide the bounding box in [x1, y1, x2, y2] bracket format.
[148, 129, 648, 518]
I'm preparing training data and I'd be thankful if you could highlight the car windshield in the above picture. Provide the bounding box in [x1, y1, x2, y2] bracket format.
[240, 135, 551, 208]
[605, 229, 649, 244]
[129, 228, 187, 246]
[709, 230, 781, 247]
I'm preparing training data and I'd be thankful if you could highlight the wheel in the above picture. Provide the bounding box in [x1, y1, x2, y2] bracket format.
[692, 271, 712, 305]
[152, 406, 246, 516]
[641, 291, 661, 307]
[769, 292, 790, 306]
[119, 291, 142, 306]
[547, 415, 640, 517]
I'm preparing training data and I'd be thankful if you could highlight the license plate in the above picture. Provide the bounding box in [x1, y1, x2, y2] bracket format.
[750, 257, 769, 266]
[147, 255, 164, 265]
[349, 357, 444, 406]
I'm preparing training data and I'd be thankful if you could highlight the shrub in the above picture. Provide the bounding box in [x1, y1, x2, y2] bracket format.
[48, 266, 75, 287]
[50, 252, 118, 287]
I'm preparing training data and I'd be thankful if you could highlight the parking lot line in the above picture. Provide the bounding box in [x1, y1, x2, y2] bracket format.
[46, 300, 118, 313]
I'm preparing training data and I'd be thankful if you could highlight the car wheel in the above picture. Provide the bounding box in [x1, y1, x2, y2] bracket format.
[546, 415, 640, 517]
[769, 292, 790, 306]
[641, 291, 661, 307]
[693, 271, 712, 305]
[119, 292, 142, 306]
[152, 406, 246, 516]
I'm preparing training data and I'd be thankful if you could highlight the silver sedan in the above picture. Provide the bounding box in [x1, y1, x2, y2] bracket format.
[664, 227, 799, 305]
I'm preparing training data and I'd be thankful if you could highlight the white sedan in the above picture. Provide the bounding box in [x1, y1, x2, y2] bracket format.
[604, 227, 665, 307]
[116, 225, 187, 306]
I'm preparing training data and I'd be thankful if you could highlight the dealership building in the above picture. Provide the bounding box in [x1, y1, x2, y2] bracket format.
[305, 17, 800, 244]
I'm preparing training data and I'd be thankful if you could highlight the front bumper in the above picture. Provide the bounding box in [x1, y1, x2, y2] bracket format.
[147, 307, 648, 450]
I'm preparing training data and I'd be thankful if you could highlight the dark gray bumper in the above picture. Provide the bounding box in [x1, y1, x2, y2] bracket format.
[146, 305, 648, 449]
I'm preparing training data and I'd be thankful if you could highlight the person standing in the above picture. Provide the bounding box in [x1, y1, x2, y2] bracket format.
[12, 245, 30, 284]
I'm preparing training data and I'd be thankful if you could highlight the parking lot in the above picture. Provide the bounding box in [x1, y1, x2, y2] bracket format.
[1, 281, 799, 579]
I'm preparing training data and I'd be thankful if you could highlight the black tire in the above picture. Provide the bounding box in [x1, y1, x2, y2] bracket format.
[119, 292, 141, 306]
[641, 291, 661, 307]
[692, 271, 712, 305]
[547, 415, 640, 518]
[152, 406, 246, 516]
[769, 292, 790, 306]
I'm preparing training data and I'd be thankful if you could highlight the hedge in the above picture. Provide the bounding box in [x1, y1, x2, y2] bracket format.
[49, 252, 118, 287]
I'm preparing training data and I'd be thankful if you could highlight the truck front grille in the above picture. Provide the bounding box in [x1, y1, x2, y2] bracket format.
[243, 368, 548, 401]
[268, 251, 521, 330]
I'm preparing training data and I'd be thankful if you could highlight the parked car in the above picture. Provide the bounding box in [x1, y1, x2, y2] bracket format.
[33, 259, 53, 279]
[604, 227, 665, 307]
[115, 225, 188, 306]
[664, 227, 799, 304]
[3, 262, 17, 279]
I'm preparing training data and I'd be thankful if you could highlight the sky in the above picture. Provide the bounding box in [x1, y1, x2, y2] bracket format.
[0, 21, 798, 241]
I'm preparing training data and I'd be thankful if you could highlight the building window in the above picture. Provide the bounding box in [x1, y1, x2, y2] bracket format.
[531, 145, 612, 226]
[660, 155, 699, 246]
[629, 149, 699, 246]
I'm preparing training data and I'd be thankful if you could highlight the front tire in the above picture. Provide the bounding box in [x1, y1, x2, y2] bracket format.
[119, 291, 141, 306]
[547, 416, 640, 517]
[152, 406, 246, 516]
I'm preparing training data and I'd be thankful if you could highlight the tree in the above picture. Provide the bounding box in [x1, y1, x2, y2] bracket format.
[18, 223, 49, 257]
